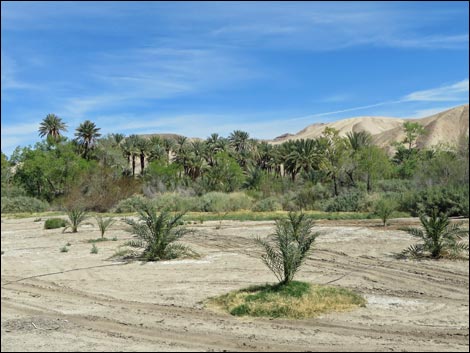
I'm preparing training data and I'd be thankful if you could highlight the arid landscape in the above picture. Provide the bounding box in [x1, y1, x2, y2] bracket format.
[2, 216, 468, 352]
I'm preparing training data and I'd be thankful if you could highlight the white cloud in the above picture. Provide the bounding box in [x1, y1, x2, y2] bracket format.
[404, 79, 469, 102]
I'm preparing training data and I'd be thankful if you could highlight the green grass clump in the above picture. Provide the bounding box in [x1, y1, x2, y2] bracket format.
[60, 246, 69, 253]
[87, 237, 110, 243]
[91, 244, 98, 254]
[208, 281, 365, 319]
[44, 218, 67, 229]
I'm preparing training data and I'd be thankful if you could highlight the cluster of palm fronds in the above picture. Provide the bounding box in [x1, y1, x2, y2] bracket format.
[256, 212, 319, 285]
[124, 203, 196, 261]
[63, 208, 89, 233]
[401, 210, 469, 259]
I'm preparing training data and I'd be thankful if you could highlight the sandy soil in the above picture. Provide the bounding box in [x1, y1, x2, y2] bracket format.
[1, 216, 469, 352]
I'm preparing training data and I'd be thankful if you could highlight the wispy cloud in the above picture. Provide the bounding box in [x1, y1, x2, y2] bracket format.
[404, 79, 469, 102]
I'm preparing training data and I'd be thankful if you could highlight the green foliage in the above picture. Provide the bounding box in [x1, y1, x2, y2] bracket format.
[400, 185, 469, 217]
[401, 210, 469, 259]
[321, 190, 365, 212]
[13, 141, 91, 202]
[1, 196, 50, 213]
[44, 218, 67, 229]
[403, 121, 426, 150]
[113, 195, 147, 213]
[201, 192, 253, 212]
[356, 145, 392, 192]
[203, 152, 245, 192]
[252, 197, 283, 212]
[60, 245, 69, 253]
[124, 202, 195, 261]
[153, 193, 202, 212]
[374, 198, 397, 226]
[95, 216, 115, 238]
[64, 208, 89, 233]
[256, 212, 319, 285]
[91, 244, 99, 254]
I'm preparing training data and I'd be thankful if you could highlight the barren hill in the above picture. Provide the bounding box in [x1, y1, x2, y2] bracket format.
[271, 104, 469, 150]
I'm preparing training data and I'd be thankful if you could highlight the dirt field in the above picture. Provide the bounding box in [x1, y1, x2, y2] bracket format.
[1, 216, 469, 352]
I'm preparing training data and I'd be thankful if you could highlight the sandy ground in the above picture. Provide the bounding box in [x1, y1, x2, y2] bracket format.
[1, 216, 469, 352]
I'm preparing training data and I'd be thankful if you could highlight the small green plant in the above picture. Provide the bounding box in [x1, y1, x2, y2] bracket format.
[63, 208, 89, 233]
[91, 244, 98, 254]
[255, 212, 319, 285]
[401, 210, 469, 259]
[60, 246, 69, 253]
[44, 218, 67, 229]
[124, 202, 196, 261]
[374, 198, 397, 227]
[95, 215, 115, 238]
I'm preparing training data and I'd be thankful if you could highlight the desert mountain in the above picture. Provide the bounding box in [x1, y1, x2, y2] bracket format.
[271, 104, 469, 150]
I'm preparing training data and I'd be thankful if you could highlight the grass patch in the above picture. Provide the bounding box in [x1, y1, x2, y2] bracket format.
[183, 211, 411, 222]
[60, 246, 69, 253]
[87, 237, 110, 243]
[208, 281, 366, 319]
[90, 244, 99, 254]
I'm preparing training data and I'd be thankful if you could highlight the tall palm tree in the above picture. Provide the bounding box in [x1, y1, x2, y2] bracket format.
[135, 136, 151, 175]
[284, 139, 322, 181]
[38, 114, 68, 141]
[126, 135, 140, 177]
[74, 120, 101, 159]
[228, 130, 250, 154]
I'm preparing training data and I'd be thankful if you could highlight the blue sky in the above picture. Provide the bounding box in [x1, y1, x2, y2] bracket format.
[1, 1, 469, 156]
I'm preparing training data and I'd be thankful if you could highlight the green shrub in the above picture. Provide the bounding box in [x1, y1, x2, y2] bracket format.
[91, 244, 98, 254]
[201, 192, 253, 212]
[60, 246, 69, 253]
[400, 185, 469, 217]
[1, 196, 49, 213]
[252, 197, 283, 212]
[44, 218, 67, 229]
[112, 195, 147, 213]
[153, 193, 202, 212]
[376, 179, 413, 193]
[321, 191, 365, 212]
[374, 198, 397, 227]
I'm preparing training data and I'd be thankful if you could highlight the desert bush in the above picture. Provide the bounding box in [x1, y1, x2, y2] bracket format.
[124, 202, 196, 261]
[112, 195, 147, 213]
[376, 179, 412, 193]
[252, 197, 283, 212]
[63, 208, 89, 233]
[401, 210, 469, 259]
[321, 190, 365, 212]
[400, 185, 469, 217]
[91, 244, 99, 254]
[201, 192, 253, 212]
[60, 245, 69, 253]
[95, 216, 115, 238]
[1, 196, 49, 213]
[44, 218, 67, 229]
[255, 212, 319, 285]
[153, 193, 202, 212]
[374, 198, 397, 227]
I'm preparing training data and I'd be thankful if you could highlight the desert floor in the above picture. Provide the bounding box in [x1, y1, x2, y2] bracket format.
[1, 216, 468, 352]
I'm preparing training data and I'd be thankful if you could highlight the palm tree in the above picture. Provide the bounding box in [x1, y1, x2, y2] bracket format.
[402, 210, 469, 259]
[124, 202, 195, 261]
[346, 131, 372, 152]
[256, 212, 319, 285]
[38, 114, 68, 141]
[74, 120, 101, 159]
[228, 130, 250, 155]
[284, 139, 322, 181]
[135, 136, 151, 175]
